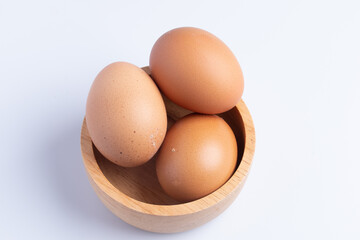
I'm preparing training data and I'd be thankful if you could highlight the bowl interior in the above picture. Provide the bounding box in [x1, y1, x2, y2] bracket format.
[93, 93, 245, 205]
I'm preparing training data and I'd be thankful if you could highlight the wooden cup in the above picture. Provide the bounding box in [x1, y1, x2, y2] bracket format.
[80, 67, 255, 233]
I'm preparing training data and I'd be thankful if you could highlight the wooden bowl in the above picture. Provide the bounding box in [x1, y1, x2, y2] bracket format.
[80, 67, 255, 233]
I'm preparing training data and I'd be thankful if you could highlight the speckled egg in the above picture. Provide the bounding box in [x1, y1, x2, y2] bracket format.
[86, 62, 167, 167]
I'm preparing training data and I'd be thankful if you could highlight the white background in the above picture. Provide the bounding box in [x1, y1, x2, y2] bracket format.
[1, 0, 359, 239]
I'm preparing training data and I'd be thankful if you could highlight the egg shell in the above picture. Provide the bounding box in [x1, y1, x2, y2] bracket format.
[86, 62, 167, 167]
[149, 27, 244, 114]
[156, 114, 237, 202]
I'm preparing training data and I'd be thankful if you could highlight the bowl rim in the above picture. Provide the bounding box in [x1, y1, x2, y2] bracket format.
[80, 100, 255, 217]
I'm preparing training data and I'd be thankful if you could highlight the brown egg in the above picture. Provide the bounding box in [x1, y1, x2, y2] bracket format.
[149, 27, 244, 114]
[156, 114, 237, 202]
[86, 62, 167, 167]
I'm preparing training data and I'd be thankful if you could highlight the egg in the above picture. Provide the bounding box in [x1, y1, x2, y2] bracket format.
[149, 27, 244, 114]
[156, 114, 237, 202]
[86, 62, 167, 167]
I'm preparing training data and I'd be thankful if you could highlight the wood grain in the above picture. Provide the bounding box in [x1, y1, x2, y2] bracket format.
[80, 67, 256, 233]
